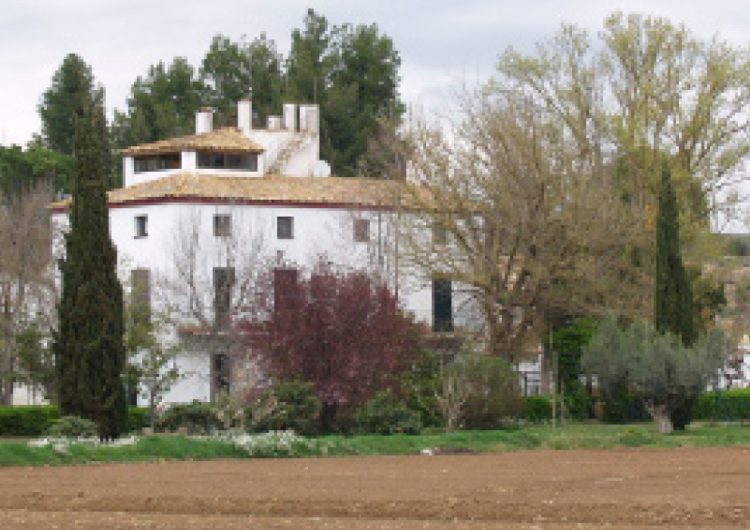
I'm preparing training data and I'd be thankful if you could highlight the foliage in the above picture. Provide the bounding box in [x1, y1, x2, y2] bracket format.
[549, 318, 598, 393]
[655, 162, 695, 345]
[582, 316, 726, 432]
[599, 382, 650, 423]
[260, 264, 422, 432]
[54, 98, 127, 440]
[127, 407, 150, 433]
[458, 356, 524, 429]
[14, 325, 55, 401]
[522, 396, 552, 422]
[353, 391, 423, 435]
[153, 402, 223, 435]
[247, 381, 321, 436]
[0, 406, 60, 436]
[397, 89, 633, 361]
[45, 415, 98, 438]
[200, 33, 283, 126]
[111, 58, 205, 150]
[38, 53, 102, 155]
[0, 144, 72, 196]
[693, 388, 750, 421]
[400, 349, 444, 428]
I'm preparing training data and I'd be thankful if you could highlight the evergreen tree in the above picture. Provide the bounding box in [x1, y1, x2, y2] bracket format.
[654, 161, 695, 345]
[39, 54, 102, 155]
[654, 161, 696, 430]
[54, 98, 127, 440]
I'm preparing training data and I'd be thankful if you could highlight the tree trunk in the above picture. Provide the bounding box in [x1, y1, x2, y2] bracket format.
[645, 403, 673, 434]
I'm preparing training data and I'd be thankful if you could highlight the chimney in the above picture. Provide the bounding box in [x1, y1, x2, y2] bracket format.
[299, 104, 319, 134]
[195, 107, 213, 134]
[237, 97, 252, 136]
[283, 103, 297, 131]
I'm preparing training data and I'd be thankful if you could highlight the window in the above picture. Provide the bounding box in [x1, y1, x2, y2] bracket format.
[130, 268, 151, 325]
[277, 216, 294, 240]
[212, 353, 230, 397]
[353, 219, 370, 243]
[198, 152, 258, 171]
[134, 215, 148, 238]
[432, 222, 447, 246]
[213, 267, 235, 328]
[213, 214, 231, 237]
[133, 154, 180, 173]
[432, 279, 453, 332]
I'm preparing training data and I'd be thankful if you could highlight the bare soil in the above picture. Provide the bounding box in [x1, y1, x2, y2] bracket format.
[1, 446, 750, 529]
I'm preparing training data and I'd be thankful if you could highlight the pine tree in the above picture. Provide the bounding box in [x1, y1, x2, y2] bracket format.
[654, 160, 696, 430]
[654, 161, 695, 345]
[54, 98, 127, 440]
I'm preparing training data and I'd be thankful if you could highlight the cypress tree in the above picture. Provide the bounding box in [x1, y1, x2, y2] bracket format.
[54, 97, 127, 440]
[654, 161, 695, 345]
[654, 160, 696, 430]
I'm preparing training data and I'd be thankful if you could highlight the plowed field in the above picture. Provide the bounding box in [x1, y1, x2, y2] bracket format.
[2, 446, 750, 529]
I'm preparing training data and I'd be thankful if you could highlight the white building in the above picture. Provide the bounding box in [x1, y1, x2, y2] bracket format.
[50, 97, 464, 406]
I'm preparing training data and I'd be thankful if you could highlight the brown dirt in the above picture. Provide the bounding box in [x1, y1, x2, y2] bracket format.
[1, 446, 749, 529]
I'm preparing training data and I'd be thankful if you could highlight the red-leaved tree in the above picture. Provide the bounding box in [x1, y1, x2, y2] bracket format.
[260, 263, 422, 430]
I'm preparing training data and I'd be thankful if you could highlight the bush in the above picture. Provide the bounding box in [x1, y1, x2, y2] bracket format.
[46, 416, 98, 438]
[127, 407, 150, 432]
[401, 350, 443, 428]
[522, 396, 552, 422]
[0, 405, 60, 436]
[154, 402, 223, 434]
[460, 356, 524, 429]
[694, 388, 750, 421]
[247, 381, 321, 435]
[353, 391, 423, 434]
[565, 386, 593, 420]
[600, 382, 650, 423]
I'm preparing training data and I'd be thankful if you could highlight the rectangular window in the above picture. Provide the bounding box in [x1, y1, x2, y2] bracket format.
[353, 219, 370, 243]
[197, 152, 258, 171]
[432, 221, 447, 246]
[277, 216, 294, 240]
[213, 214, 231, 237]
[130, 268, 151, 325]
[432, 279, 453, 332]
[213, 266, 235, 328]
[133, 154, 180, 173]
[134, 215, 148, 238]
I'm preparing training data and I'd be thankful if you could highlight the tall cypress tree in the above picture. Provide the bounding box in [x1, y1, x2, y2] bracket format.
[654, 161, 695, 345]
[654, 161, 696, 430]
[54, 97, 127, 440]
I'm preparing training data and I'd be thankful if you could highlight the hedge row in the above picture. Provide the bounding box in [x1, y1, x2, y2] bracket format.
[0, 406, 149, 436]
[693, 388, 750, 421]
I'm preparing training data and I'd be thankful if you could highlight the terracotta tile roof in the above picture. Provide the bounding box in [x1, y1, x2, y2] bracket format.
[120, 127, 264, 156]
[50, 173, 417, 210]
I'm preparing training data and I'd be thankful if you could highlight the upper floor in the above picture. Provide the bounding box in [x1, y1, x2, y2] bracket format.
[121, 97, 330, 187]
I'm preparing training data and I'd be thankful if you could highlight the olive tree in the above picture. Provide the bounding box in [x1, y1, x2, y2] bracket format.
[582, 316, 726, 433]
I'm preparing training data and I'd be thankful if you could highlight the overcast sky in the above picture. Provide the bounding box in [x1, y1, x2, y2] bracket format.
[2, 0, 748, 147]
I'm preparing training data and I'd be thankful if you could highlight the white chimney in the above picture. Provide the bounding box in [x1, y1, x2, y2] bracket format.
[267, 116, 282, 131]
[195, 107, 213, 134]
[237, 98, 252, 136]
[299, 104, 319, 134]
[283, 103, 297, 131]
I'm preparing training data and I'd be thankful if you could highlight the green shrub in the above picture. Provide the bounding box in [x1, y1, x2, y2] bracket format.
[601, 382, 650, 423]
[694, 388, 750, 421]
[127, 407, 150, 432]
[247, 381, 321, 435]
[565, 386, 593, 420]
[154, 402, 223, 434]
[459, 356, 524, 429]
[46, 416, 98, 438]
[353, 391, 423, 434]
[0, 405, 60, 436]
[522, 396, 552, 422]
[401, 350, 444, 428]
